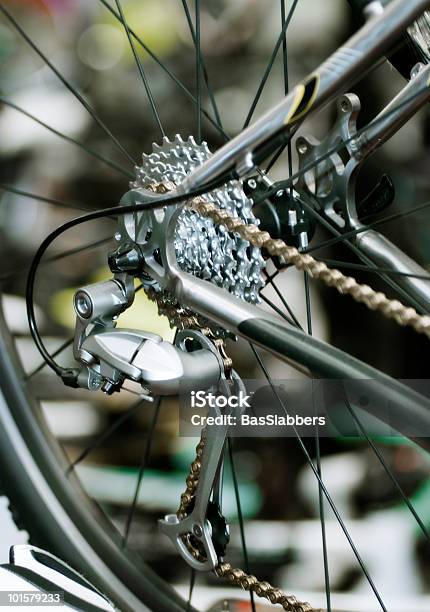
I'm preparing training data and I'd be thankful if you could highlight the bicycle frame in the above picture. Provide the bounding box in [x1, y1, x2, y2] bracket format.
[134, 0, 430, 446]
[177, 0, 429, 194]
[173, 0, 430, 310]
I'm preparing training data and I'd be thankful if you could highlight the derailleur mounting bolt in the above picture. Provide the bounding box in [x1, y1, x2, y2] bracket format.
[74, 292, 93, 319]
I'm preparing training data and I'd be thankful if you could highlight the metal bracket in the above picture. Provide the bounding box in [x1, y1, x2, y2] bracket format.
[296, 93, 364, 231]
[158, 371, 246, 571]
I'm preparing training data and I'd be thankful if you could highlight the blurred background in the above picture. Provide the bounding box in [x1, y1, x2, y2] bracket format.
[1, 1, 430, 610]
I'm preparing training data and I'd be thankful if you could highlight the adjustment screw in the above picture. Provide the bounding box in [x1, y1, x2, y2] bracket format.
[192, 524, 203, 538]
[74, 291, 92, 319]
[108, 245, 142, 274]
[247, 179, 257, 190]
[102, 380, 117, 395]
[411, 62, 425, 79]
[340, 98, 350, 112]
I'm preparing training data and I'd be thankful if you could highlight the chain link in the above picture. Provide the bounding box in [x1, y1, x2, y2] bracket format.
[215, 563, 318, 612]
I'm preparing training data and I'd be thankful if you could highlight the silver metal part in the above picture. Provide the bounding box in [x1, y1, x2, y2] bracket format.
[128, 135, 264, 304]
[167, 0, 428, 196]
[73, 279, 133, 371]
[236, 151, 255, 177]
[7, 546, 115, 611]
[364, 2, 384, 20]
[296, 68, 430, 311]
[72, 276, 222, 394]
[408, 11, 430, 61]
[74, 280, 131, 322]
[159, 372, 246, 571]
[80, 328, 221, 395]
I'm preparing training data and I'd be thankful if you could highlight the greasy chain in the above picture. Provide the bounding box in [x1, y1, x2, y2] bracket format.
[177, 432, 317, 612]
[189, 196, 430, 338]
[147, 181, 430, 337]
[145, 289, 318, 612]
[143, 181, 430, 611]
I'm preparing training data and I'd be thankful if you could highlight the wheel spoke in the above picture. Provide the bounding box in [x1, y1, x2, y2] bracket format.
[317, 258, 430, 281]
[66, 398, 148, 474]
[303, 272, 332, 611]
[122, 397, 161, 546]
[265, 142, 288, 173]
[263, 270, 303, 330]
[250, 344, 387, 612]
[243, 0, 300, 129]
[0, 237, 113, 285]
[227, 437, 256, 612]
[298, 194, 428, 314]
[313, 388, 332, 612]
[182, 0, 225, 141]
[24, 338, 74, 381]
[307, 200, 430, 257]
[0, 183, 95, 213]
[280, 0, 294, 196]
[98, 0, 228, 139]
[344, 394, 430, 542]
[195, 0, 202, 142]
[0, 98, 133, 179]
[187, 568, 196, 612]
[260, 293, 297, 327]
[114, 0, 165, 139]
[0, 3, 136, 165]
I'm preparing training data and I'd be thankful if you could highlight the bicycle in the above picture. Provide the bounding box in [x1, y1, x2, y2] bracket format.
[1, 0, 430, 610]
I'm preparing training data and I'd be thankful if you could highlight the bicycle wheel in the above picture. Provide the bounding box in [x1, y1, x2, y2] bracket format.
[1, 2, 430, 611]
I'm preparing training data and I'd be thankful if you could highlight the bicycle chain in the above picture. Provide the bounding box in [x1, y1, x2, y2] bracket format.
[144, 288, 317, 612]
[188, 196, 430, 339]
[177, 433, 317, 612]
[146, 180, 430, 337]
[142, 180, 430, 611]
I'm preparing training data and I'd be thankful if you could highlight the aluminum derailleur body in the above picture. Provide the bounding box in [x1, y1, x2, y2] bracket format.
[71, 273, 222, 396]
